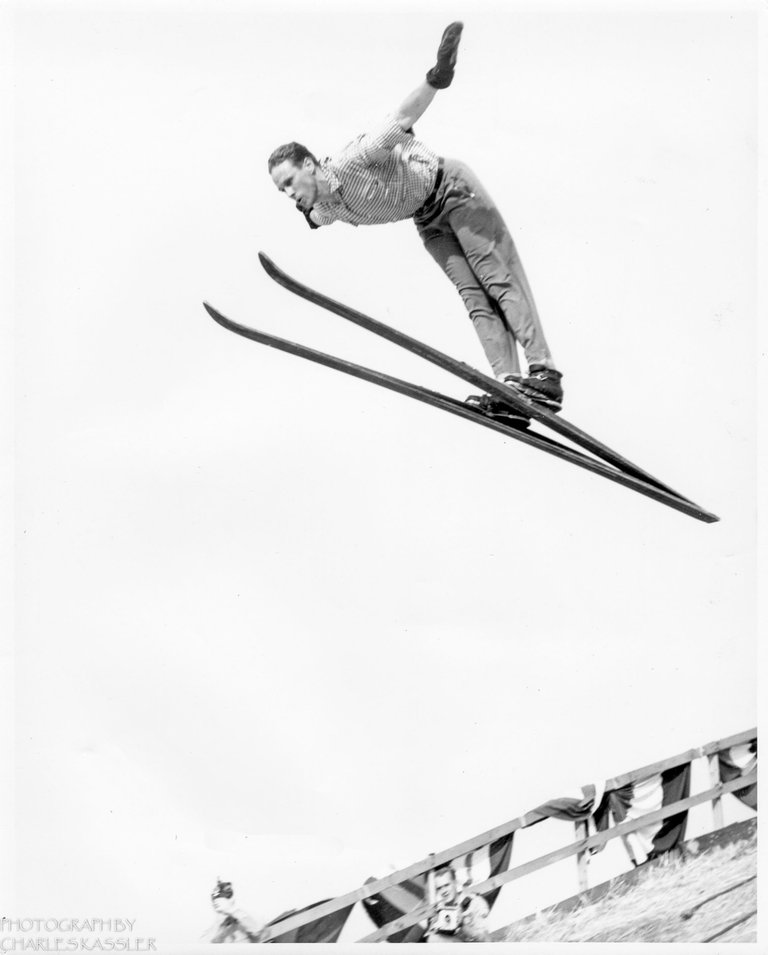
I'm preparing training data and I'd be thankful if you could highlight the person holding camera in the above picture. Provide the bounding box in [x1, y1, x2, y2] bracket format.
[202, 880, 266, 943]
[424, 865, 491, 943]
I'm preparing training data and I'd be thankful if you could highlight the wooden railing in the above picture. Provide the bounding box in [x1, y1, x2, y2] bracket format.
[358, 768, 756, 941]
[260, 727, 756, 943]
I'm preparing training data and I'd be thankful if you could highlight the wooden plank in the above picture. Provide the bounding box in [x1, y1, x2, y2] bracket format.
[602, 747, 702, 790]
[699, 727, 757, 757]
[603, 728, 756, 790]
[358, 771, 756, 942]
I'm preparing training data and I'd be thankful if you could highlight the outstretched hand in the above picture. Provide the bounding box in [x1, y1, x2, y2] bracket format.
[426, 22, 464, 89]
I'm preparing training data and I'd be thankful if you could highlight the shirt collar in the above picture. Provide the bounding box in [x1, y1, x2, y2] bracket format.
[319, 159, 341, 195]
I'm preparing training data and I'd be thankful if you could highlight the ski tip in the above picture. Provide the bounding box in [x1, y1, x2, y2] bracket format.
[258, 251, 275, 274]
[202, 301, 227, 326]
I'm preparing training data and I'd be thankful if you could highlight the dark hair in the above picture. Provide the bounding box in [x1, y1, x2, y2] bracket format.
[267, 142, 319, 172]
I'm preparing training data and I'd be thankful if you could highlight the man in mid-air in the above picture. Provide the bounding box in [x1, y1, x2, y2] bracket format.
[268, 22, 564, 413]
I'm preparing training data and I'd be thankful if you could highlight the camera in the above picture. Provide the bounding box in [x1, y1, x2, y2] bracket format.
[212, 880, 234, 901]
[432, 904, 462, 934]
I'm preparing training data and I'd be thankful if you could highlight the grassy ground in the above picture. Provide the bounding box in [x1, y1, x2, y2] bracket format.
[498, 831, 756, 944]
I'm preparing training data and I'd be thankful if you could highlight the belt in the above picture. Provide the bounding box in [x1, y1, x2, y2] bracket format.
[416, 158, 444, 215]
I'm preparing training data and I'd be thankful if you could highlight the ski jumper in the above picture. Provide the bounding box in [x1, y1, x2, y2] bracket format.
[308, 117, 555, 379]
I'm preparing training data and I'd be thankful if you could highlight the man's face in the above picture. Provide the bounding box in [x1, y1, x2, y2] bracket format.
[270, 158, 318, 213]
[434, 871, 458, 906]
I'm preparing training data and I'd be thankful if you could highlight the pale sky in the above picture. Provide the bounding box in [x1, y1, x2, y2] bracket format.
[2, 0, 761, 949]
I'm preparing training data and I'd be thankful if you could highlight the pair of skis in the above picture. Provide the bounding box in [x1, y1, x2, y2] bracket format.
[203, 254, 718, 523]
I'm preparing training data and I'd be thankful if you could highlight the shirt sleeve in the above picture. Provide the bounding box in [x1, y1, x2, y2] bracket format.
[348, 116, 413, 164]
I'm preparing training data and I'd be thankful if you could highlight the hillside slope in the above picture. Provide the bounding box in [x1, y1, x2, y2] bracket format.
[495, 820, 756, 944]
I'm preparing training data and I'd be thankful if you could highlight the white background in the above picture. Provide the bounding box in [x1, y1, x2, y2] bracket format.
[1, 0, 761, 948]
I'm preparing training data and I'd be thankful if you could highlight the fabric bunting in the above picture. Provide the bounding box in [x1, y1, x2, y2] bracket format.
[266, 899, 353, 943]
[718, 740, 757, 810]
[605, 763, 691, 865]
[534, 780, 606, 823]
[359, 873, 428, 943]
[536, 765, 692, 866]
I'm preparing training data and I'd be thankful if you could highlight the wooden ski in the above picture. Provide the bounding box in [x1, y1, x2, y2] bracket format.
[204, 301, 719, 523]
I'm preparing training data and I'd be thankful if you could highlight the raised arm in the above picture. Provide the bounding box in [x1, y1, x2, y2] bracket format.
[394, 81, 438, 129]
[394, 22, 463, 130]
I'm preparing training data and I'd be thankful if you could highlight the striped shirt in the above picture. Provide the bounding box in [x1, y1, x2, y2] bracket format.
[309, 117, 440, 228]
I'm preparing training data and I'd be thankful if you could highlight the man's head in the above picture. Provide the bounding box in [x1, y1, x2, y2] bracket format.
[433, 866, 459, 906]
[268, 142, 320, 213]
[211, 880, 235, 915]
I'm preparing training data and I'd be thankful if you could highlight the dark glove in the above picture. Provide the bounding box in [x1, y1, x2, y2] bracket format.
[301, 208, 319, 230]
[426, 21, 464, 89]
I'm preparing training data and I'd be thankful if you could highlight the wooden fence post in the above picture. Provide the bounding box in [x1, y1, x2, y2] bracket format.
[708, 753, 724, 830]
[426, 854, 436, 906]
[575, 819, 589, 893]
